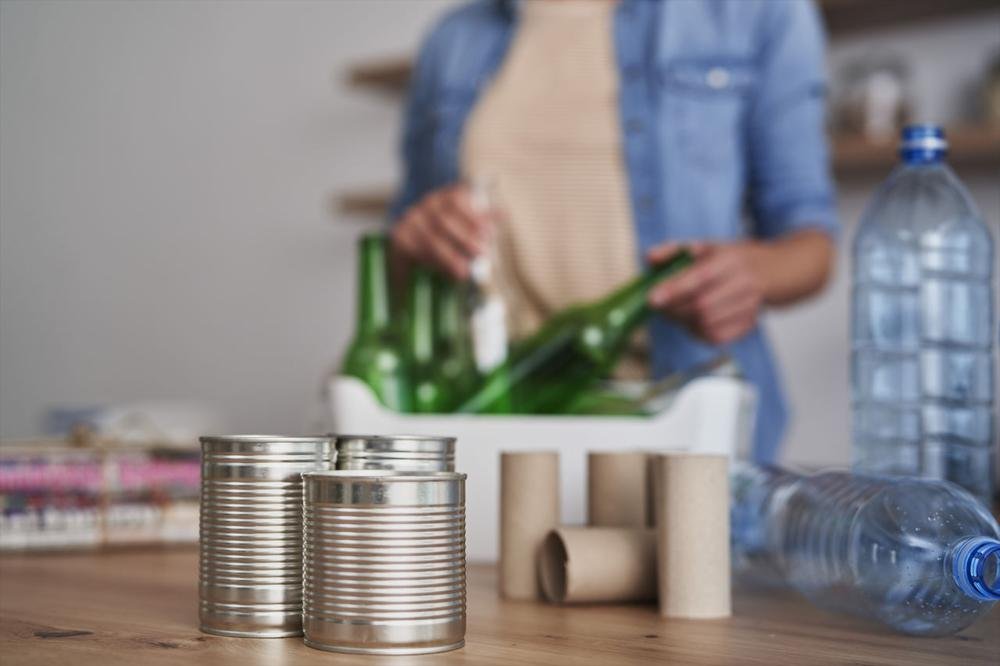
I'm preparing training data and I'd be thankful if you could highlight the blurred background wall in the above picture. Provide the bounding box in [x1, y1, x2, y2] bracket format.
[1, 1, 998, 468]
[0, 0, 453, 438]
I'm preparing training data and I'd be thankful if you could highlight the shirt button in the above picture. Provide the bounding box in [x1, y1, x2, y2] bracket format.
[626, 119, 644, 134]
[706, 67, 730, 90]
[637, 196, 654, 213]
[624, 65, 642, 82]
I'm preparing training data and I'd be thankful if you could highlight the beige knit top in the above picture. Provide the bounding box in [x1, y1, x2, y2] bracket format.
[461, 0, 647, 378]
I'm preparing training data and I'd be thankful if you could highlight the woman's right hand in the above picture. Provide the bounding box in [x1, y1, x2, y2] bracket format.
[391, 184, 493, 280]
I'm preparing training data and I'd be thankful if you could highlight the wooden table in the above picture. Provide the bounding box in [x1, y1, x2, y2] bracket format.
[0, 548, 996, 665]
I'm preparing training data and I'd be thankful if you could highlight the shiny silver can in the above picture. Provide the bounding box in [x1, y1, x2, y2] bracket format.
[199, 435, 334, 637]
[334, 434, 456, 472]
[302, 470, 467, 655]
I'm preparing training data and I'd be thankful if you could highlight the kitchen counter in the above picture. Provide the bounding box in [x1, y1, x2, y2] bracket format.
[0, 548, 996, 665]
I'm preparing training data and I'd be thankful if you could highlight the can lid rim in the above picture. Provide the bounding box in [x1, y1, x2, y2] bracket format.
[200, 434, 334, 444]
[303, 470, 466, 482]
[333, 434, 457, 445]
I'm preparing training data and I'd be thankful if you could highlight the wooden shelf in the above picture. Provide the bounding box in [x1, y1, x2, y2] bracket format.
[818, 0, 998, 36]
[338, 187, 395, 217]
[345, 56, 412, 94]
[832, 125, 1000, 173]
[344, 2, 998, 94]
[337, 127, 1000, 218]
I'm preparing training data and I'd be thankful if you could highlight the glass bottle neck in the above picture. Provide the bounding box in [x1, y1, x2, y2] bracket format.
[601, 249, 694, 322]
[356, 234, 391, 335]
[407, 267, 435, 363]
[434, 276, 464, 345]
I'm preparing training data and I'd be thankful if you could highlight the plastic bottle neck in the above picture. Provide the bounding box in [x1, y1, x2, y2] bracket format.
[950, 537, 1000, 601]
[356, 234, 391, 336]
[898, 124, 948, 166]
[900, 150, 946, 166]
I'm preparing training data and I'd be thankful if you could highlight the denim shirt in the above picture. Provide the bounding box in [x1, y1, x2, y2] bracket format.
[391, 0, 838, 462]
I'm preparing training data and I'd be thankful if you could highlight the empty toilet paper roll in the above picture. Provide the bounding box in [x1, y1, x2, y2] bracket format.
[654, 453, 731, 619]
[645, 454, 658, 528]
[539, 527, 656, 604]
[500, 452, 559, 600]
[587, 452, 650, 527]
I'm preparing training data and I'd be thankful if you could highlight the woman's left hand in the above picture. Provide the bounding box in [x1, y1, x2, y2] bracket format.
[646, 242, 766, 346]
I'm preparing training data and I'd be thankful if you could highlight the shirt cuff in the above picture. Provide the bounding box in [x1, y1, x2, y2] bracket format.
[755, 198, 840, 242]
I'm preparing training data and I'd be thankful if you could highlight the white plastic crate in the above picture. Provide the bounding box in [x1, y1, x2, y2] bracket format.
[328, 374, 756, 562]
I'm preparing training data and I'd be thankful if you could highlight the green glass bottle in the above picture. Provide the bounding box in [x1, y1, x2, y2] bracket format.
[341, 233, 410, 411]
[405, 267, 444, 413]
[457, 250, 694, 414]
[563, 385, 647, 417]
[432, 274, 481, 411]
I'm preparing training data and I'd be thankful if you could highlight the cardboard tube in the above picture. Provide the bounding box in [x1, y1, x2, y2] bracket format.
[587, 452, 650, 527]
[654, 453, 731, 619]
[500, 452, 559, 600]
[645, 453, 658, 528]
[539, 527, 656, 604]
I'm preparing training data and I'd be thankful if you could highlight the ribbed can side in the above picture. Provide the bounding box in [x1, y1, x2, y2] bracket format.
[334, 435, 456, 472]
[302, 471, 466, 655]
[198, 435, 333, 638]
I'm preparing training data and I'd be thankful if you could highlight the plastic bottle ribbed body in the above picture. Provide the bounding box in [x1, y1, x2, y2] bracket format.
[851, 140, 995, 504]
[731, 464, 1000, 636]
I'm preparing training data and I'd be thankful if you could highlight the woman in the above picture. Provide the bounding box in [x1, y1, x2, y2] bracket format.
[390, 0, 837, 463]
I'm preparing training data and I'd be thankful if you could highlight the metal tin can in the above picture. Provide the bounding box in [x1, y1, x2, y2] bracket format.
[199, 435, 334, 637]
[334, 434, 456, 472]
[302, 470, 467, 655]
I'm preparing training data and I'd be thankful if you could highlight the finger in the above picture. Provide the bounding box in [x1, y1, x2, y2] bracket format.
[448, 186, 494, 237]
[646, 242, 681, 264]
[428, 196, 487, 257]
[692, 278, 759, 327]
[697, 294, 760, 341]
[646, 241, 708, 265]
[701, 315, 757, 345]
[420, 221, 471, 280]
[399, 209, 459, 275]
[654, 288, 699, 322]
[648, 251, 728, 307]
[661, 302, 698, 328]
[392, 216, 430, 264]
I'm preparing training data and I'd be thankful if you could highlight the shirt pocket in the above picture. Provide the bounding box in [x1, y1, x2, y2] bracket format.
[660, 59, 756, 172]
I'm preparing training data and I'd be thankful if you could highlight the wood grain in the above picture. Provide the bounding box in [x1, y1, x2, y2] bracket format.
[818, 0, 999, 35]
[346, 56, 411, 94]
[0, 549, 996, 665]
[832, 125, 1000, 175]
[338, 187, 395, 217]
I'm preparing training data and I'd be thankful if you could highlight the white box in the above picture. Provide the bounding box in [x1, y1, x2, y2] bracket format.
[328, 374, 755, 562]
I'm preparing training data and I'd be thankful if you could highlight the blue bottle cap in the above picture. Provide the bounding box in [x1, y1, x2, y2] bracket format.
[951, 536, 1000, 601]
[899, 124, 948, 164]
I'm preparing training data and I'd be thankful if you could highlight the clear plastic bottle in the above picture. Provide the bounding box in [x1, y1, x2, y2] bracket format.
[731, 463, 1000, 636]
[851, 124, 995, 504]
